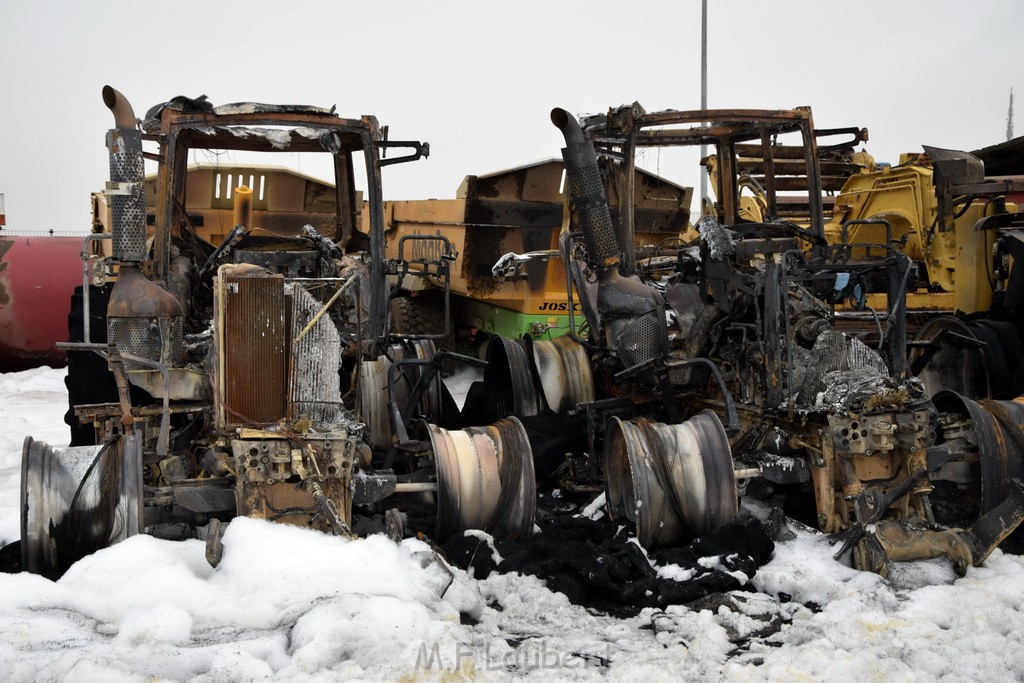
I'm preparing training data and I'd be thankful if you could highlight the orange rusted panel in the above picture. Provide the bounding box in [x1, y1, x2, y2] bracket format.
[222, 274, 287, 425]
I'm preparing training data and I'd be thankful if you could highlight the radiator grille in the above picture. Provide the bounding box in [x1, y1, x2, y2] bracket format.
[289, 283, 343, 425]
[222, 275, 287, 425]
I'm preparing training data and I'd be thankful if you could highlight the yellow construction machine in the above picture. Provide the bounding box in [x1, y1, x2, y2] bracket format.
[822, 144, 1024, 400]
[825, 147, 1021, 315]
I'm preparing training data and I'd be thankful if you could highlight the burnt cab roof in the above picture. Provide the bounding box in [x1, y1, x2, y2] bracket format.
[578, 103, 825, 236]
[142, 95, 383, 152]
[581, 104, 815, 147]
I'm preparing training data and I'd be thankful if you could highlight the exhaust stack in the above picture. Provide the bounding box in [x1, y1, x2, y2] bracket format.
[551, 108, 667, 372]
[102, 87, 184, 370]
[551, 108, 621, 272]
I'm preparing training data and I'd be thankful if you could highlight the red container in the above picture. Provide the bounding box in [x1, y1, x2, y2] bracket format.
[0, 235, 84, 371]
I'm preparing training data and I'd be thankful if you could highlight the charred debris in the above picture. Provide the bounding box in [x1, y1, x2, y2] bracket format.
[14, 91, 1024, 606]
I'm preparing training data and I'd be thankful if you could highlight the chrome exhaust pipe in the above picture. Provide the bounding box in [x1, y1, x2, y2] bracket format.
[102, 85, 137, 129]
[102, 85, 146, 264]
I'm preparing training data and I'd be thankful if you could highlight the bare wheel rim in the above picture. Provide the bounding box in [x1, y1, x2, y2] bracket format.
[604, 411, 736, 548]
[428, 417, 536, 542]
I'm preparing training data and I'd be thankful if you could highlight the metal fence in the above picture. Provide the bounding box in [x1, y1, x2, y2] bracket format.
[0, 228, 91, 237]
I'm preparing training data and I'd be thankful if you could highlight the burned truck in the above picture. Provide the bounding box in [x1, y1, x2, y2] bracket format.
[577, 105, 1024, 573]
[478, 104, 1024, 576]
[20, 87, 536, 576]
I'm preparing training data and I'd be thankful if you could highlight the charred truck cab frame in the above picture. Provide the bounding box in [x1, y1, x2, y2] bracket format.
[145, 90, 408, 350]
[542, 104, 1024, 575]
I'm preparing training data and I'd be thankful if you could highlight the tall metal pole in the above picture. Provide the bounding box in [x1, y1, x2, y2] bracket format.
[700, 0, 708, 203]
[1007, 88, 1015, 141]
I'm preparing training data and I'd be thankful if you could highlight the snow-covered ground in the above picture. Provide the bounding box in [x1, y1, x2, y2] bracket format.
[1, 367, 1023, 681]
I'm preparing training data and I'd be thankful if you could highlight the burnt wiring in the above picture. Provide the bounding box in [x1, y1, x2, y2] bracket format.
[641, 235, 700, 279]
[864, 305, 885, 351]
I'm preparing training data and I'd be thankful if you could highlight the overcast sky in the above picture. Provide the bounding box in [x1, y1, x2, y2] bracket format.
[1, 0, 1020, 230]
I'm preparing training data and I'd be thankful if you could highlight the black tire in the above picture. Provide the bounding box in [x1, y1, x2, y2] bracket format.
[64, 284, 150, 445]
[65, 284, 115, 446]
[390, 295, 454, 351]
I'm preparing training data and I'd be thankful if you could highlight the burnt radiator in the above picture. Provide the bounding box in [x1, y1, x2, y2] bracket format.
[220, 273, 288, 426]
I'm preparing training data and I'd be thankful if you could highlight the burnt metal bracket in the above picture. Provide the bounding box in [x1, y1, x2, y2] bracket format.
[835, 477, 1024, 574]
[379, 140, 430, 167]
[559, 231, 597, 346]
[199, 224, 248, 278]
[387, 233, 457, 342]
[353, 471, 398, 505]
[852, 470, 927, 526]
[56, 341, 172, 457]
[575, 396, 635, 463]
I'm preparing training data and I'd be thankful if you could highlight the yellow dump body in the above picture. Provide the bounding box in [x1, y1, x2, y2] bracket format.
[380, 159, 692, 340]
[384, 197, 566, 314]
